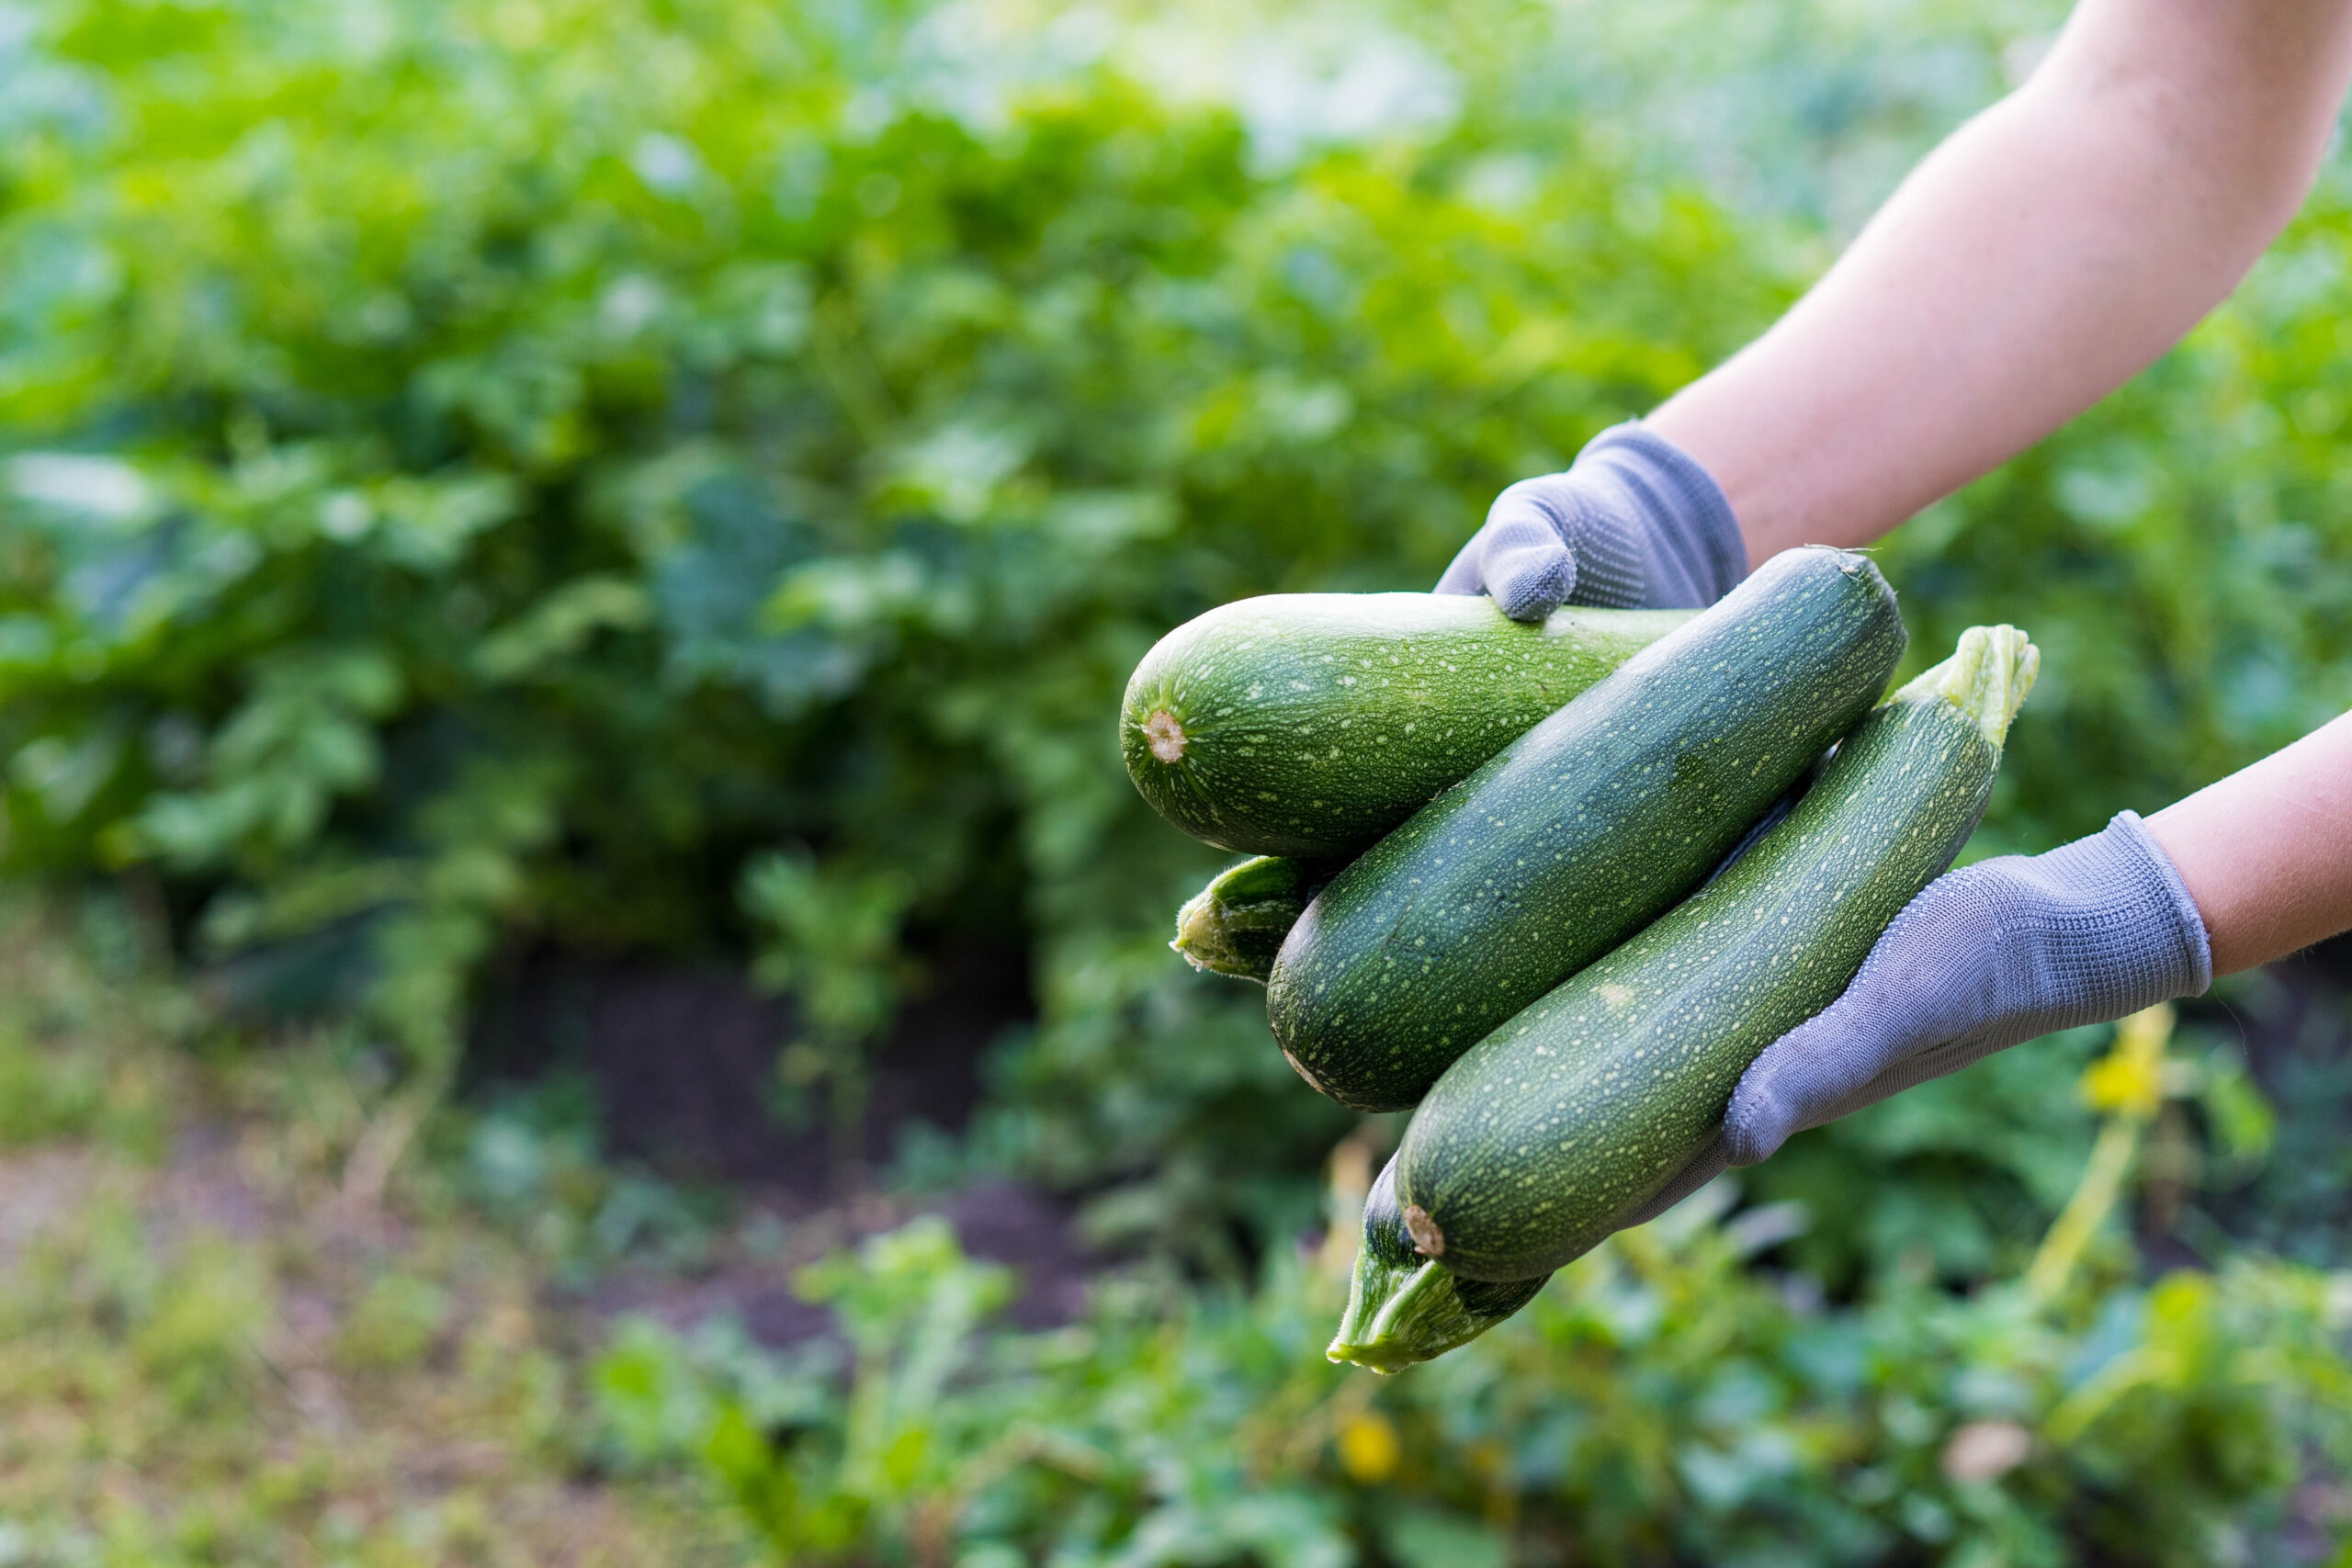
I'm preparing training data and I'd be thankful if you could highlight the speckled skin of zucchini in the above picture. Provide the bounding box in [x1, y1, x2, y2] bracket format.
[1173, 771, 1818, 988]
[1268, 547, 1905, 1114]
[1122, 595, 1690, 860]
[1394, 627, 2038, 1282]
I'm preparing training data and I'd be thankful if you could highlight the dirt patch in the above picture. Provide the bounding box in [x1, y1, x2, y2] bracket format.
[469, 936, 1097, 1343]
[468, 935, 1033, 1190]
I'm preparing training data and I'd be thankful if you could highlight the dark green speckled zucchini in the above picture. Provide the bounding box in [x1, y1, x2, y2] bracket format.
[1269, 547, 1906, 1113]
[1392, 626, 2037, 1283]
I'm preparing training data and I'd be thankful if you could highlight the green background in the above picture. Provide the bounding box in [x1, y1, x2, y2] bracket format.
[4, 0, 2352, 1561]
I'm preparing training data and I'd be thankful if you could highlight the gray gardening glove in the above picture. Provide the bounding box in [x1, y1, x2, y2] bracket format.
[1622, 810, 2213, 1227]
[1436, 422, 1749, 618]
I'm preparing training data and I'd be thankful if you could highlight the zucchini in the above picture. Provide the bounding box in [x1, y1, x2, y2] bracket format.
[1326, 1152, 1547, 1372]
[1174, 769, 1819, 987]
[1172, 855, 1332, 983]
[1393, 626, 2038, 1282]
[1268, 547, 1905, 1113]
[1123, 595, 1690, 859]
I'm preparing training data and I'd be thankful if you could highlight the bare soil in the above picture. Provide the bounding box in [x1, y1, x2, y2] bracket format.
[468, 935, 1097, 1341]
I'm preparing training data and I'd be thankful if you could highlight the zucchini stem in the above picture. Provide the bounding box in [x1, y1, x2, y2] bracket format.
[1891, 625, 2039, 750]
[1328, 1251, 1550, 1372]
[1170, 855, 1318, 981]
[1328, 1257, 1484, 1372]
[1328, 1248, 1429, 1373]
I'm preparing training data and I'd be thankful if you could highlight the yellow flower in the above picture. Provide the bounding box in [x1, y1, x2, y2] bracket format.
[1337, 1412, 1400, 1483]
[2079, 1004, 2172, 1119]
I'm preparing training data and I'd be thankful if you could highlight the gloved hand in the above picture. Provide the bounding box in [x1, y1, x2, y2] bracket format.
[1621, 809, 2213, 1226]
[1435, 422, 1749, 618]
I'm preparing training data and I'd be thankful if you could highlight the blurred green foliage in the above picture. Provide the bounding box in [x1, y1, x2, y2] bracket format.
[0, 0, 1787, 1244]
[6, 0, 2352, 1559]
[2, 0, 2349, 1281]
[596, 1193, 2352, 1567]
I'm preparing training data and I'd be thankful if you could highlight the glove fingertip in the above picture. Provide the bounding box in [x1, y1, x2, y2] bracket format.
[1722, 1010, 1844, 1166]
[1490, 546, 1577, 622]
[1722, 1080, 1792, 1168]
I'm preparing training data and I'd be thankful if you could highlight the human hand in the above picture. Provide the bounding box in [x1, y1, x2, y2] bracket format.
[1435, 422, 1749, 619]
[1619, 809, 2213, 1226]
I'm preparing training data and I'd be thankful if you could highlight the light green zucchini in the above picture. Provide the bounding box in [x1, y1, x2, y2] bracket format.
[1122, 595, 1690, 859]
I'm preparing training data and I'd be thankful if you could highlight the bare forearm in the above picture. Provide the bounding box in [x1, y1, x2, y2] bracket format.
[1648, 0, 2352, 563]
[2143, 713, 2352, 974]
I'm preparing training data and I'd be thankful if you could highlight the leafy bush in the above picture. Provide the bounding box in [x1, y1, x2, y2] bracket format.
[596, 1199, 2352, 1567]
[0, 0, 1783, 1237]
[591, 1012, 2337, 1564]
[9, 0, 2352, 1560]
[7, 0, 2352, 1269]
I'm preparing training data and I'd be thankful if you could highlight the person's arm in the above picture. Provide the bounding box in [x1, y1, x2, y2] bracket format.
[1440, 0, 2352, 616]
[2147, 711, 2352, 974]
[1554, 0, 2352, 1215]
[1649, 0, 2352, 564]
